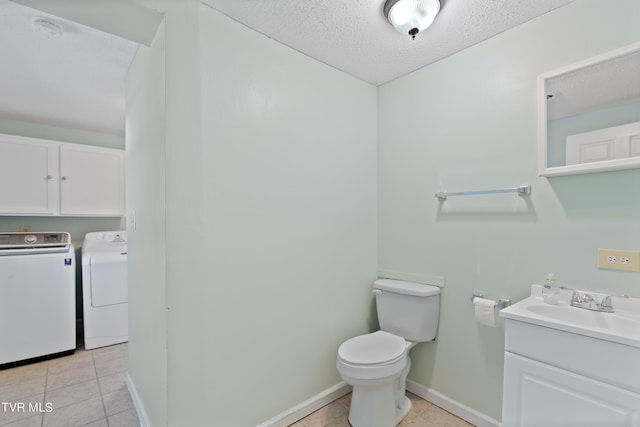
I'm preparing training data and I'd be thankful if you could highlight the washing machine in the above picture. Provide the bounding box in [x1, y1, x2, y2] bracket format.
[0, 232, 76, 366]
[82, 231, 128, 349]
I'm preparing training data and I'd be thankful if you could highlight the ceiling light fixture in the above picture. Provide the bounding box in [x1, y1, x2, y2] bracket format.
[384, 0, 441, 40]
[32, 17, 64, 39]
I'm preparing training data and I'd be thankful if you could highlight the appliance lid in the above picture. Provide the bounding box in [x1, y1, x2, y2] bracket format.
[338, 331, 406, 365]
[82, 231, 127, 253]
[374, 279, 440, 296]
[0, 232, 71, 254]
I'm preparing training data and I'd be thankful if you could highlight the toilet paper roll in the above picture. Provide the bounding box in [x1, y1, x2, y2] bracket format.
[473, 297, 496, 327]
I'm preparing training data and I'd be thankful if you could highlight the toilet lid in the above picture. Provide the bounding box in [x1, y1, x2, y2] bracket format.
[338, 331, 406, 365]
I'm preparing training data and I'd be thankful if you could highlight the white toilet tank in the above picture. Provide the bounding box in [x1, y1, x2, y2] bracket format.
[373, 279, 440, 342]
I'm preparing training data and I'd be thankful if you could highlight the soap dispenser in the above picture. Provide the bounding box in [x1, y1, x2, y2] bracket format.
[542, 273, 560, 305]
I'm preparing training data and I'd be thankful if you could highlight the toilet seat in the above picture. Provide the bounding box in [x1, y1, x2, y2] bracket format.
[336, 331, 408, 381]
[338, 331, 406, 365]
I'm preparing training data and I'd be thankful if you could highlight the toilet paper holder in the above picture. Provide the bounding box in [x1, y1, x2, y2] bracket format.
[471, 292, 511, 310]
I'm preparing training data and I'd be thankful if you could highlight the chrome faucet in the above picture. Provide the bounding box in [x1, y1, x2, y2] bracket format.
[599, 295, 614, 312]
[570, 291, 615, 313]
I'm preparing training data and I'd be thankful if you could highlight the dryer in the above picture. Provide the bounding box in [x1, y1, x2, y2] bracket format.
[82, 231, 128, 349]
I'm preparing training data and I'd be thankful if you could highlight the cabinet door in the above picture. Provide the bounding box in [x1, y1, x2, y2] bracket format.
[0, 135, 59, 215]
[503, 352, 640, 427]
[566, 121, 640, 165]
[59, 144, 125, 216]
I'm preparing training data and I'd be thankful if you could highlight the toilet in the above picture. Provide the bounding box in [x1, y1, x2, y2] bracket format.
[336, 279, 440, 427]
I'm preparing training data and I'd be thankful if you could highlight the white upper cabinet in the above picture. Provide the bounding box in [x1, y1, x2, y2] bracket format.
[59, 144, 125, 216]
[0, 134, 59, 215]
[0, 134, 125, 217]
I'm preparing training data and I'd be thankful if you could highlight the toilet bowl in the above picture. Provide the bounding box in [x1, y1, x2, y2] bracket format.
[337, 331, 414, 427]
[336, 279, 440, 427]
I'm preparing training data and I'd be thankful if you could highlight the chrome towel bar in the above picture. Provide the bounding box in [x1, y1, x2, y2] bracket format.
[435, 185, 531, 202]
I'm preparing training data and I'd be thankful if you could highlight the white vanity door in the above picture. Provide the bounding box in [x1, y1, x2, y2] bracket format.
[503, 352, 640, 427]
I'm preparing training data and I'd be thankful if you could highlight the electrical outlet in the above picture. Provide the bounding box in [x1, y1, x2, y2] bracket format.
[19, 225, 32, 232]
[597, 248, 640, 272]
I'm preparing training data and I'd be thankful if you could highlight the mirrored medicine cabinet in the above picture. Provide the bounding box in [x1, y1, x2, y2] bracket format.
[538, 42, 640, 177]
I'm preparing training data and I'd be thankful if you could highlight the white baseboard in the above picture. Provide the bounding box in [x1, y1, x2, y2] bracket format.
[126, 373, 497, 427]
[407, 380, 500, 427]
[256, 382, 352, 427]
[126, 372, 152, 427]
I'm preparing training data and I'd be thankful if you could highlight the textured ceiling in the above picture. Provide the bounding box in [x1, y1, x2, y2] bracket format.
[201, 0, 574, 85]
[0, 0, 577, 136]
[0, 0, 138, 135]
[546, 48, 640, 121]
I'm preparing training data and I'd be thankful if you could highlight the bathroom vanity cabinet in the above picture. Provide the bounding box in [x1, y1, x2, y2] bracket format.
[0, 133, 125, 216]
[502, 319, 640, 427]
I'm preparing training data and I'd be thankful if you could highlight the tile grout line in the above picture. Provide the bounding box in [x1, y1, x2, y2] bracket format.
[92, 350, 110, 427]
[41, 360, 49, 427]
[0, 344, 137, 427]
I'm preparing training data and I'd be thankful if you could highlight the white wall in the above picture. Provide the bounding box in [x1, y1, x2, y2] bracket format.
[127, 2, 378, 426]
[125, 19, 167, 427]
[0, 117, 123, 149]
[378, 0, 640, 420]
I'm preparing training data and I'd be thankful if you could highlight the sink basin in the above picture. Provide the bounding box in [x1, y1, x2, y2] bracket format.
[527, 304, 640, 335]
[500, 285, 640, 348]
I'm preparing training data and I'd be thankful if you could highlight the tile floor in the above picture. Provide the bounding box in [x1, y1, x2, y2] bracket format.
[0, 343, 138, 427]
[290, 392, 474, 427]
[2, 345, 471, 427]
